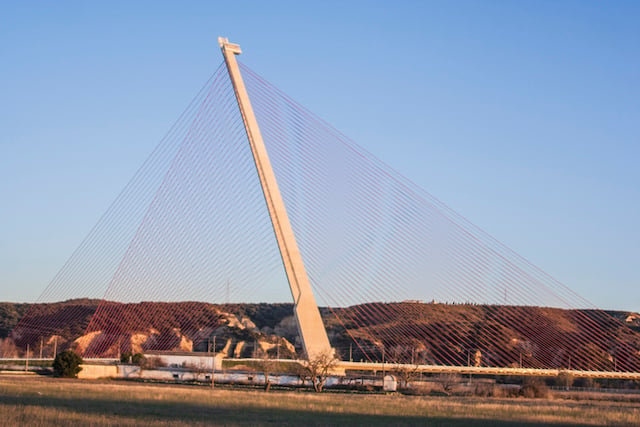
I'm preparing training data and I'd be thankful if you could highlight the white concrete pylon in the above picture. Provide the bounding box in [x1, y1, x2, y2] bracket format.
[218, 37, 333, 360]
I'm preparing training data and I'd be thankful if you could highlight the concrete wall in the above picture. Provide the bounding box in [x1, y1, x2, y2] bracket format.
[148, 353, 222, 370]
[78, 361, 386, 390]
[78, 364, 118, 379]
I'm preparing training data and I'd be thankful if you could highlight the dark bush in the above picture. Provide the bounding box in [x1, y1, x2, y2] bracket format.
[143, 356, 165, 369]
[52, 350, 83, 378]
[575, 377, 597, 389]
[131, 353, 145, 365]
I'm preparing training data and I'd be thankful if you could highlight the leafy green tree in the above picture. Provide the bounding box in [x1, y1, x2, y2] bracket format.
[52, 350, 83, 378]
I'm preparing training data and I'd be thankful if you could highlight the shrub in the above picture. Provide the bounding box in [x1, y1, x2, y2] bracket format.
[436, 373, 461, 395]
[575, 377, 596, 389]
[0, 338, 18, 358]
[52, 350, 83, 378]
[555, 371, 574, 389]
[401, 385, 431, 396]
[143, 356, 165, 369]
[120, 352, 132, 363]
[131, 353, 145, 365]
[520, 379, 549, 398]
[474, 382, 504, 398]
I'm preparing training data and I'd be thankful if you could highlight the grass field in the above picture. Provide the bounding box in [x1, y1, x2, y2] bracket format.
[0, 376, 638, 426]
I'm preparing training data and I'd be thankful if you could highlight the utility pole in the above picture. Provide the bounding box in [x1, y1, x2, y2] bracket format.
[211, 335, 216, 389]
[467, 350, 472, 385]
[39, 337, 43, 359]
[25, 344, 29, 372]
[218, 37, 332, 360]
[53, 336, 57, 357]
[519, 351, 523, 369]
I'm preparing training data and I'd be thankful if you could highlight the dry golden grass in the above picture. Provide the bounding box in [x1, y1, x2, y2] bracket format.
[0, 376, 638, 426]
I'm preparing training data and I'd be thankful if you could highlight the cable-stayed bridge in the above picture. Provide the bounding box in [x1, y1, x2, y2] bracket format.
[11, 39, 640, 378]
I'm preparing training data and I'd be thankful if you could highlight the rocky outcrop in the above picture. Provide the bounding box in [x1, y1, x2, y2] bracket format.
[66, 309, 295, 359]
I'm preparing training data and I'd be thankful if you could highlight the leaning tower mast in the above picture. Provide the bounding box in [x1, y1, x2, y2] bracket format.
[218, 37, 333, 360]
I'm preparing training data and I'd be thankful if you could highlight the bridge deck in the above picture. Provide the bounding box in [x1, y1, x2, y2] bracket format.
[229, 358, 640, 380]
[336, 361, 640, 380]
[29, 357, 634, 381]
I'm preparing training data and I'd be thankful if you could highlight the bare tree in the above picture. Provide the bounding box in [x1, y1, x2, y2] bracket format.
[134, 354, 164, 378]
[295, 351, 338, 392]
[0, 338, 18, 358]
[257, 356, 278, 392]
[144, 356, 164, 369]
[555, 370, 574, 390]
[394, 364, 421, 390]
[292, 360, 309, 388]
[132, 353, 146, 378]
[186, 360, 209, 382]
[436, 373, 461, 395]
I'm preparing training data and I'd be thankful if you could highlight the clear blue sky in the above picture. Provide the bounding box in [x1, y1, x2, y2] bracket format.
[1, 1, 638, 311]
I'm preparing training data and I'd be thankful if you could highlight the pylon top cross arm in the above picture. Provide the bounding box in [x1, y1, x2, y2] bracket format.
[218, 37, 242, 55]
